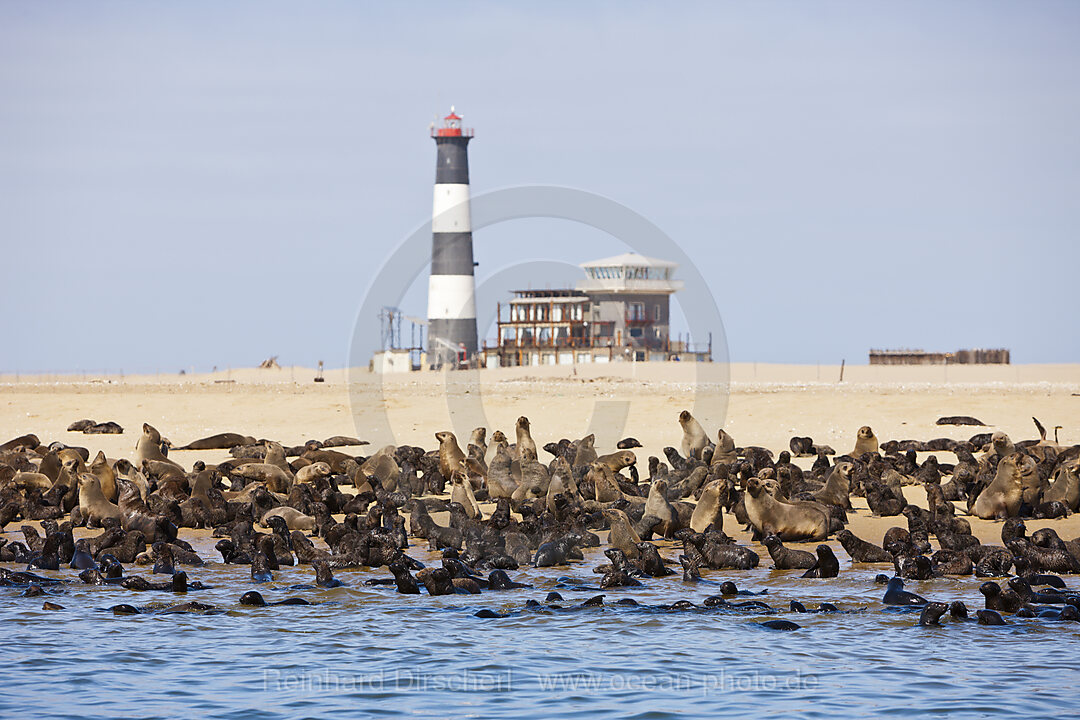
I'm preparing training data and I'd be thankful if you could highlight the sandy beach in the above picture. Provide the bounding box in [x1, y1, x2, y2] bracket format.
[3, 362, 1078, 548]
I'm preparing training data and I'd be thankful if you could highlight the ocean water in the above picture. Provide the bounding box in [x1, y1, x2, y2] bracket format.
[2, 538, 1077, 720]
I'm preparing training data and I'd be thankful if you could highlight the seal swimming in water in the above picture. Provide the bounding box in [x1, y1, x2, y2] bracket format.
[882, 577, 927, 605]
[976, 609, 1007, 625]
[918, 602, 949, 626]
[801, 545, 840, 578]
[239, 591, 311, 607]
[980, 582, 1025, 614]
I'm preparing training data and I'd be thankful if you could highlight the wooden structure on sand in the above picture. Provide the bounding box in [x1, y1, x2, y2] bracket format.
[869, 348, 1010, 365]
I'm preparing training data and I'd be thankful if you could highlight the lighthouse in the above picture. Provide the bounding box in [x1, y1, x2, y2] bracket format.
[427, 107, 478, 368]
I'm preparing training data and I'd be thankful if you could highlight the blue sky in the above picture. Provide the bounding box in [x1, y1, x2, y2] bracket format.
[1, 1, 1078, 372]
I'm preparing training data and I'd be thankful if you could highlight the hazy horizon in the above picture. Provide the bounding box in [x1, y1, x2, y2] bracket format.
[2, 2, 1078, 373]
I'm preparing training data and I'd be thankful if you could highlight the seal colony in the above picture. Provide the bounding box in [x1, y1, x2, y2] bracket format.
[1, 414, 1079, 627]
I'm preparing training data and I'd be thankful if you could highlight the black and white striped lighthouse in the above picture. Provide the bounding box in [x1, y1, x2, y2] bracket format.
[428, 107, 477, 368]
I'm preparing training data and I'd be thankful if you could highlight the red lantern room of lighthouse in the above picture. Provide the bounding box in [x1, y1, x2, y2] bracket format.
[431, 107, 473, 138]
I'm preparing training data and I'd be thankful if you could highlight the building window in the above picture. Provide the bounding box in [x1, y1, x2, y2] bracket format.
[629, 302, 644, 321]
[629, 327, 643, 338]
[653, 305, 661, 321]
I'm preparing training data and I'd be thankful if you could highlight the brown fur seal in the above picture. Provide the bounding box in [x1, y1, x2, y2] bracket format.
[597, 450, 636, 473]
[644, 478, 676, 537]
[573, 434, 598, 466]
[515, 417, 537, 460]
[78, 473, 122, 526]
[468, 427, 487, 454]
[360, 446, 400, 485]
[295, 461, 332, 484]
[229, 463, 292, 494]
[710, 429, 737, 466]
[1044, 461, 1080, 510]
[690, 478, 725, 533]
[484, 430, 508, 465]
[587, 462, 624, 503]
[134, 423, 180, 470]
[744, 477, 828, 541]
[678, 410, 708, 460]
[1016, 453, 1043, 508]
[260, 506, 316, 531]
[13, 471, 52, 490]
[762, 534, 816, 570]
[113, 458, 149, 501]
[436, 431, 466, 482]
[987, 431, 1015, 458]
[0, 433, 39, 452]
[602, 508, 641, 559]
[450, 472, 482, 519]
[852, 426, 879, 456]
[321, 435, 368, 448]
[814, 461, 853, 508]
[176, 432, 256, 450]
[260, 441, 291, 474]
[88, 451, 117, 502]
[973, 455, 1023, 519]
[486, 444, 518, 499]
[545, 462, 577, 513]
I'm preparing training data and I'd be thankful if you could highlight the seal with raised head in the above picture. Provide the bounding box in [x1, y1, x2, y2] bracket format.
[450, 472, 482, 520]
[711, 429, 737, 466]
[852, 426, 880, 457]
[882, 577, 926, 606]
[836, 529, 893, 564]
[435, 431, 466, 482]
[800, 545, 840, 578]
[77, 473, 122, 526]
[572, 434, 598, 467]
[596, 450, 636, 474]
[134, 423, 181, 470]
[918, 602, 949, 626]
[602, 508, 641, 559]
[814, 461, 853, 509]
[515, 416, 537, 460]
[761, 534, 816, 570]
[744, 477, 828, 541]
[690, 478, 725, 533]
[678, 410, 709, 460]
[643, 478, 676, 537]
[972, 455, 1023, 520]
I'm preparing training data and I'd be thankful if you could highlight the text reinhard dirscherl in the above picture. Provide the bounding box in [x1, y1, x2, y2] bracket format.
[263, 669, 818, 695]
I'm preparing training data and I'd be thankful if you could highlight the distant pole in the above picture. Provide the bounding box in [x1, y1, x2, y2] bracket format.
[839, 359, 846, 383]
